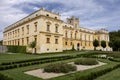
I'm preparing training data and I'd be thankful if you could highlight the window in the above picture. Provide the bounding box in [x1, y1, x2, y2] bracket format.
[46, 38, 50, 43]
[22, 27, 24, 35]
[15, 30, 17, 37]
[71, 32, 72, 38]
[55, 39, 58, 44]
[34, 35, 37, 45]
[89, 35, 90, 41]
[71, 42, 72, 45]
[27, 37, 29, 45]
[75, 24, 77, 28]
[75, 33, 77, 39]
[65, 42, 67, 45]
[18, 39, 20, 46]
[21, 39, 23, 45]
[46, 14, 49, 16]
[55, 26, 58, 33]
[85, 34, 86, 41]
[55, 17, 57, 19]
[13, 31, 14, 38]
[89, 42, 90, 46]
[65, 31, 67, 38]
[27, 25, 29, 34]
[34, 22, 37, 32]
[18, 29, 20, 37]
[47, 25, 50, 31]
[85, 41, 86, 46]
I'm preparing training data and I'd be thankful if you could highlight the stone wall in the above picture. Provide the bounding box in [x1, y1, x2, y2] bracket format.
[0, 46, 7, 53]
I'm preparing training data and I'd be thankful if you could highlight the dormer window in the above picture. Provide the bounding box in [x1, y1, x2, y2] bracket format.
[55, 17, 57, 19]
[46, 14, 49, 16]
[36, 14, 38, 17]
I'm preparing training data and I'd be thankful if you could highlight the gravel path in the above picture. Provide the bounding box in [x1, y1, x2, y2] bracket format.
[25, 62, 106, 79]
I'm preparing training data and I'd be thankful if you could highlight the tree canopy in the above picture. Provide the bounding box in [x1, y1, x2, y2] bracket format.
[109, 30, 120, 51]
[101, 40, 106, 49]
[93, 39, 99, 50]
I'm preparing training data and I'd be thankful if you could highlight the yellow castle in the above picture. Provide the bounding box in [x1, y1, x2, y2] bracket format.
[3, 8, 111, 53]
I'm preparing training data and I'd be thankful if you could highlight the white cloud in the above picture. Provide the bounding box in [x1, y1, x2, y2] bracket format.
[0, 0, 120, 40]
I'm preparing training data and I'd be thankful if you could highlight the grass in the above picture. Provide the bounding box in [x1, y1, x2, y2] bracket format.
[0, 58, 119, 80]
[95, 68, 120, 80]
[0, 51, 119, 80]
[0, 50, 90, 64]
[0, 58, 80, 80]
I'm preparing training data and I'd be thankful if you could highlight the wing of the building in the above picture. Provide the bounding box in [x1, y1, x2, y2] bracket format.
[3, 8, 112, 53]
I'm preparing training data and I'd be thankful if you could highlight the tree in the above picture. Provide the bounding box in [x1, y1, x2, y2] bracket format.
[29, 41, 36, 54]
[108, 41, 113, 48]
[93, 39, 99, 50]
[114, 39, 120, 51]
[101, 40, 106, 51]
[109, 30, 120, 51]
[0, 40, 3, 45]
[72, 44, 75, 51]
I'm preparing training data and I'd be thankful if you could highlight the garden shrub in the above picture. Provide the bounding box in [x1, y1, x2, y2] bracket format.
[44, 63, 77, 73]
[0, 73, 13, 80]
[74, 58, 98, 65]
[7, 45, 26, 53]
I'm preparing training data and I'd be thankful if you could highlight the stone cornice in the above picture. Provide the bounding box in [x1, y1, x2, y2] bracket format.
[4, 15, 63, 33]
[39, 31, 63, 36]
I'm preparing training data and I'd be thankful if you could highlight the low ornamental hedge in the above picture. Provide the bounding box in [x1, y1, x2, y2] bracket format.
[0, 73, 13, 80]
[1, 55, 74, 66]
[74, 64, 120, 80]
[107, 53, 120, 58]
[0, 56, 75, 71]
[7, 45, 26, 53]
[74, 58, 98, 65]
[44, 63, 77, 73]
[108, 58, 120, 62]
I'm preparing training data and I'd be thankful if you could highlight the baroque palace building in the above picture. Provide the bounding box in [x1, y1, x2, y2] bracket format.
[3, 8, 111, 53]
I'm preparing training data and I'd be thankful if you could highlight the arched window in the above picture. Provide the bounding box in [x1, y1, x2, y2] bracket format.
[55, 24, 59, 33]
[75, 31, 77, 39]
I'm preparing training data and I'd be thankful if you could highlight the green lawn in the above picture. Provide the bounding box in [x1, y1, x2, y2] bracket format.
[0, 51, 119, 80]
[0, 58, 119, 80]
[95, 68, 120, 80]
[0, 50, 89, 64]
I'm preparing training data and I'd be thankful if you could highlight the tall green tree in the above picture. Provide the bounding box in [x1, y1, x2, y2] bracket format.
[108, 41, 113, 48]
[109, 30, 120, 51]
[101, 40, 106, 51]
[93, 39, 99, 50]
[29, 41, 36, 54]
[114, 39, 120, 51]
[0, 40, 3, 45]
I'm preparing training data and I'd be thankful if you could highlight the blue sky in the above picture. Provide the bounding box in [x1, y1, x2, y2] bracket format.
[0, 0, 120, 40]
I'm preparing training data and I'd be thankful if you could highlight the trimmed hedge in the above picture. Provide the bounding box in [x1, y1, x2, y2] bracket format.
[107, 53, 120, 58]
[0, 55, 75, 71]
[0, 73, 13, 80]
[74, 58, 98, 65]
[44, 63, 77, 73]
[74, 64, 120, 80]
[7, 45, 26, 53]
[108, 58, 120, 62]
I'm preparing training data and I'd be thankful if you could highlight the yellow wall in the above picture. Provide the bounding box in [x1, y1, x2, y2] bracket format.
[3, 8, 112, 53]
